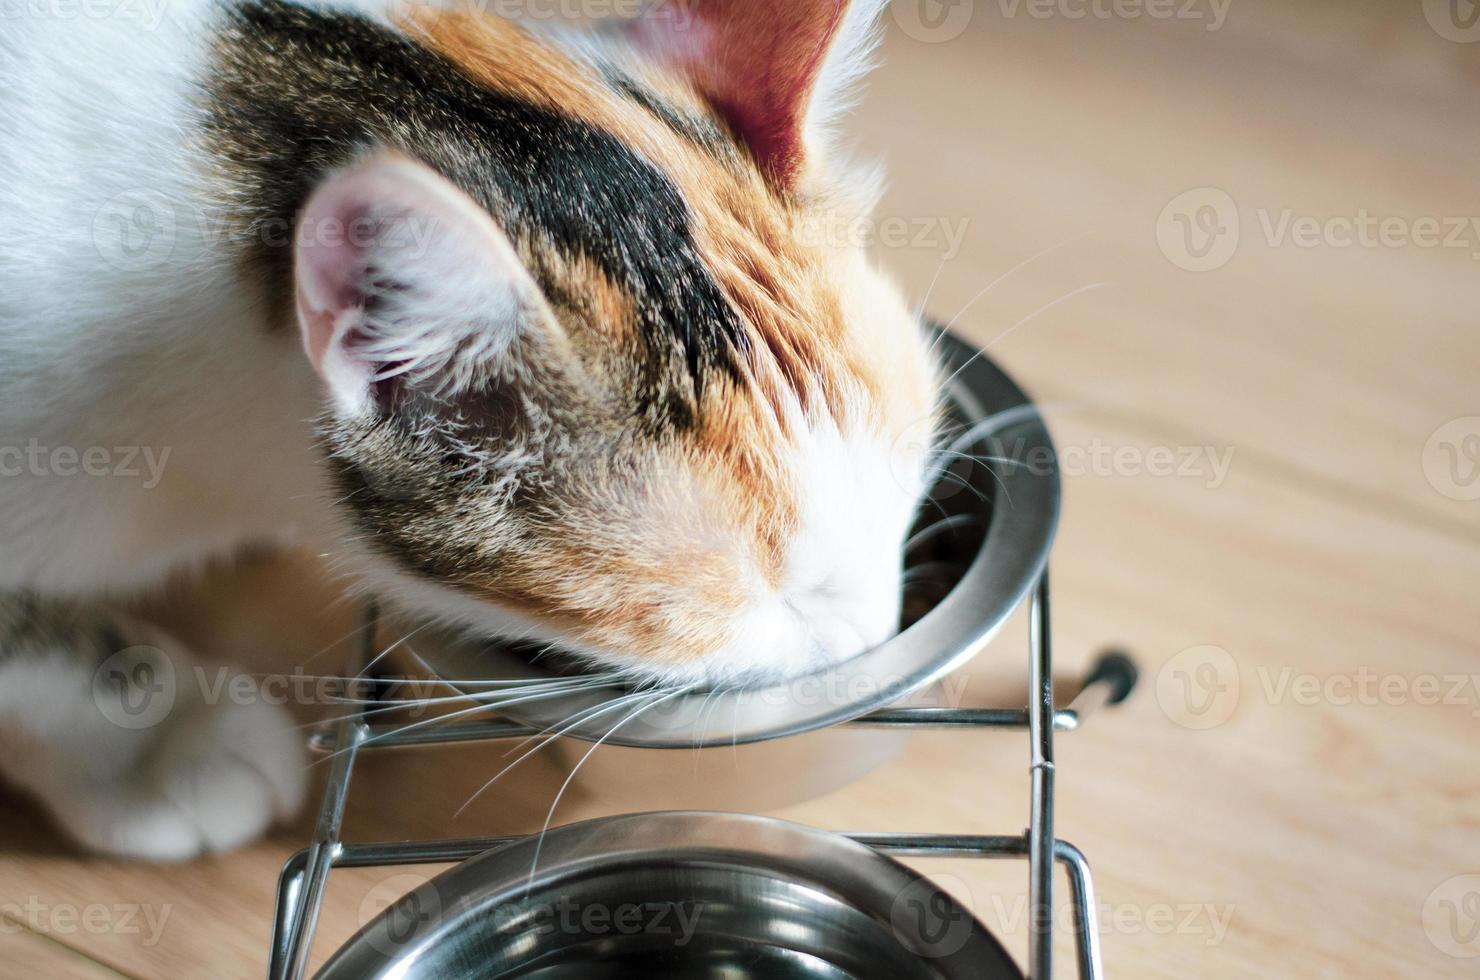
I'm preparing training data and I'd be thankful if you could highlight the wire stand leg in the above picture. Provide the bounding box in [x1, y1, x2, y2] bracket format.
[1027, 571, 1055, 979]
[269, 850, 309, 976]
[268, 602, 377, 980]
[1056, 841, 1105, 979]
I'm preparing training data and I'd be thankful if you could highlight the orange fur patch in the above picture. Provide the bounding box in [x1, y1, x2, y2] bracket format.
[389, 8, 921, 663]
[399, 5, 879, 426]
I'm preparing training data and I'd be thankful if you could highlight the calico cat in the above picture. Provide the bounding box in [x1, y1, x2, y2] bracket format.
[0, 0, 939, 859]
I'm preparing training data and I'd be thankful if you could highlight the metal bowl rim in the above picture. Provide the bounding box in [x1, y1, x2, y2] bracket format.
[318, 810, 1024, 980]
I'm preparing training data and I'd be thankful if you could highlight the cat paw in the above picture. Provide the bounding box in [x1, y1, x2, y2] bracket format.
[51, 695, 307, 861]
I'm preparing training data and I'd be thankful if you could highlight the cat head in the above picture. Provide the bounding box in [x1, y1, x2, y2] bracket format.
[294, 0, 940, 687]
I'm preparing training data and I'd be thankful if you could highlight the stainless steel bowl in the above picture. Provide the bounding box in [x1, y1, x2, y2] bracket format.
[317, 811, 1024, 979]
[422, 328, 1060, 751]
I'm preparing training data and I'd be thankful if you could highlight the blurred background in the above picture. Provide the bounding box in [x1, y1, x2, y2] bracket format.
[2, 1, 1478, 976]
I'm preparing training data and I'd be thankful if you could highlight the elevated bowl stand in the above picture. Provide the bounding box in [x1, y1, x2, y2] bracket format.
[268, 587, 1136, 979]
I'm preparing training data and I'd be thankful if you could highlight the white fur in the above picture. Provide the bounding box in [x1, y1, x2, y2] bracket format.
[0, 0, 335, 595]
[675, 422, 919, 686]
[0, 620, 305, 860]
[0, 0, 334, 858]
[807, 0, 892, 154]
[0, 0, 919, 858]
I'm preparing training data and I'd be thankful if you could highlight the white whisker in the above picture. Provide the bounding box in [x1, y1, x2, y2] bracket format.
[353, 621, 434, 684]
[307, 677, 627, 765]
[939, 230, 1096, 336]
[521, 686, 695, 895]
[453, 687, 674, 818]
[983, 282, 1109, 351]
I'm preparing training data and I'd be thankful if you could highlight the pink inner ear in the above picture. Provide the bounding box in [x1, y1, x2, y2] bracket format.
[294, 155, 480, 383]
[293, 154, 546, 413]
[636, 0, 850, 187]
[294, 175, 380, 378]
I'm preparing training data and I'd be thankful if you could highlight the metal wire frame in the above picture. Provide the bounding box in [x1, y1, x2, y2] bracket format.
[268, 571, 1132, 980]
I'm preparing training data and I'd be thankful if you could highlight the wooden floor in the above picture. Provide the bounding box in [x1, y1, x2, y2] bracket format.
[3, 1, 1478, 976]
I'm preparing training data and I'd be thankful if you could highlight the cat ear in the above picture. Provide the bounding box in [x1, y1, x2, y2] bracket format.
[293, 154, 546, 416]
[631, 0, 887, 188]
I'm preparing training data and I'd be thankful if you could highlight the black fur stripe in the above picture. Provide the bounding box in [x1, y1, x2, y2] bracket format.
[603, 68, 737, 161]
[207, 0, 747, 424]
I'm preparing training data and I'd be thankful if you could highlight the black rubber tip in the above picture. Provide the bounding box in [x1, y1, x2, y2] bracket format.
[1084, 649, 1139, 705]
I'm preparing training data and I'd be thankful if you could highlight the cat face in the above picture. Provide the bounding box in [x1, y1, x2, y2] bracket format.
[292, 0, 939, 686]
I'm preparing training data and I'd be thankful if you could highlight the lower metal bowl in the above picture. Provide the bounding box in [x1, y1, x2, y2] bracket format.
[317, 812, 1024, 979]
